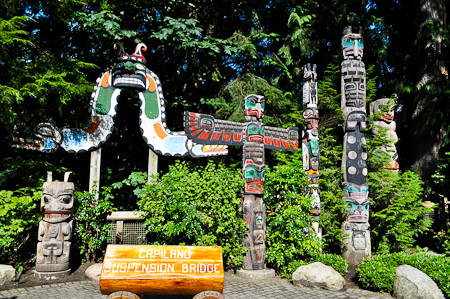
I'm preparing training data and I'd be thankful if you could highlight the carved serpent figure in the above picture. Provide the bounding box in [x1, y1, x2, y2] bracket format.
[12, 43, 227, 158]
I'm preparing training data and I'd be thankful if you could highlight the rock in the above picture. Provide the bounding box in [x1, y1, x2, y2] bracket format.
[85, 263, 103, 282]
[236, 269, 275, 279]
[292, 262, 345, 291]
[0, 265, 15, 286]
[393, 264, 444, 299]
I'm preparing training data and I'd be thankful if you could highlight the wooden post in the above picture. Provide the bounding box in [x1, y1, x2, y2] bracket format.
[89, 148, 102, 199]
[148, 149, 158, 182]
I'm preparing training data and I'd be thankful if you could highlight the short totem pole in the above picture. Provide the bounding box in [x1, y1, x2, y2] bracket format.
[36, 172, 74, 274]
[340, 26, 371, 265]
[302, 63, 321, 235]
[369, 98, 399, 171]
[184, 95, 298, 270]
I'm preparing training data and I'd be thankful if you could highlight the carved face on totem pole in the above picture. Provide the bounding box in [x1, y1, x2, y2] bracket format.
[343, 182, 369, 222]
[342, 26, 364, 60]
[303, 108, 319, 131]
[245, 94, 265, 121]
[245, 123, 265, 143]
[112, 42, 148, 90]
[243, 161, 265, 194]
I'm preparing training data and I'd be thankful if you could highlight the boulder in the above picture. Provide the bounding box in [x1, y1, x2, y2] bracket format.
[292, 262, 345, 291]
[393, 264, 444, 299]
[85, 263, 103, 282]
[0, 265, 15, 286]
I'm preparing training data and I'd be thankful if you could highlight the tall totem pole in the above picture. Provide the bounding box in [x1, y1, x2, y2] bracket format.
[340, 26, 371, 265]
[302, 63, 321, 235]
[184, 95, 298, 270]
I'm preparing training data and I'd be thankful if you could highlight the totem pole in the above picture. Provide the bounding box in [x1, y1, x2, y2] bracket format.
[369, 98, 399, 171]
[184, 95, 298, 270]
[340, 26, 371, 265]
[36, 172, 74, 273]
[302, 63, 321, 235]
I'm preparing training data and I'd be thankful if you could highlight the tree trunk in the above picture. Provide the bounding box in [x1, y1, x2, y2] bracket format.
[409, 0, 448, 177]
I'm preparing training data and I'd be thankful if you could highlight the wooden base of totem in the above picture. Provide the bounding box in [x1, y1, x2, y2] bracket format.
[236, 268, 275, 279]
[34, 269, 71, 280]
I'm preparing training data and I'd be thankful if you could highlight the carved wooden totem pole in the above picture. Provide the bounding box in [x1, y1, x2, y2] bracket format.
[184, 95, 298, 270]
[369, 98, 399, 171]
[36, 172, 74, 273]
[302, 63, 321, 235]
[340, 26, 371, 265]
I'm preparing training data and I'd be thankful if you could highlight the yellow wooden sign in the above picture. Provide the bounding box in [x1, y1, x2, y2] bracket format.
[100, 245, 224, 296]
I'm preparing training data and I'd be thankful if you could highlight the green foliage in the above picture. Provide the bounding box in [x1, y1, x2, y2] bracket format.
[151, 16, 237, 56]
[0, 16, 32, 47]
[74, 186, 115, 262]
[0, 188, 40, 265]
[264, 151, 322, 273]
[369, 169, 433, 253]
[356, 253, 450, 297]
[435, 229, 450, 256]
[202, 73, 294, 127]
[283, 253, 348, 278]
[136, 161, 246, 269]
[73, 10, 137, 41]
[318, 128, 345, 253]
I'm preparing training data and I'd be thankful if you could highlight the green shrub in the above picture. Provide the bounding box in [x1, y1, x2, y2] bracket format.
[74, 186, 115, 262]
[264, 151, 322, 273]
[435, 229, 450, 256]
[356, 253, 450, 297]
[136, 161, 247, 269]
[369, 170, 433, 253]
[282, 253, 348, 278]
[0, 188, 41, 269]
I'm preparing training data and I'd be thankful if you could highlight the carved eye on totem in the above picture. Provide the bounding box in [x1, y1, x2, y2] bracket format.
[362, 202, 369, 212]
[346, 185, 359, 193]
[201, 119, 213, 128]
[200, 116, 215, 130]
[246, 97, 256, 108]
[342, 37, 354, 48]
[345, 201, 358, 212]
[357, 38, 364, 48]
[289, 129, 299, 140]
[60, 195, 72, 205]
[244, 164, 265, 182]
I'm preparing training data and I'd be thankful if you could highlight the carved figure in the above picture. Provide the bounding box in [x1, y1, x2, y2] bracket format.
[243, 204, 266, 270]
[302, 63, 321, 233]
[36, 172, 74, 272]
[369, 98, 399, 171]
[12, 43, 226, 158]
[184, 94, 298, 270]
[341, 26, 371, 264]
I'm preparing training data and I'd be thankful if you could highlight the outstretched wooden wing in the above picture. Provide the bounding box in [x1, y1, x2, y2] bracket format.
[264, 126, 299, 151]
[184, 112, 245, 146]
